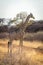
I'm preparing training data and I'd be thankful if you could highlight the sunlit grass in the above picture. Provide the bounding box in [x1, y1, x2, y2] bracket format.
[23, 41, 43, 48]
[0, 39, 43, 65]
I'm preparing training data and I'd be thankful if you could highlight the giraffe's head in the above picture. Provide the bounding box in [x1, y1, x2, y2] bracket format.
[29, 13, 35, 19]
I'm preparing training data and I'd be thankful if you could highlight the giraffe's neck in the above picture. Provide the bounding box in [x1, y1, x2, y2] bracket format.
[22, 15, 30, 31]
[25, 15, 30, 23]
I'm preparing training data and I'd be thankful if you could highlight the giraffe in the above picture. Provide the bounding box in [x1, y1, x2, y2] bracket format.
[19, 13, 35, 48]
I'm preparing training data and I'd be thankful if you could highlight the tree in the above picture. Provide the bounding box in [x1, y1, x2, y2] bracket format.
[0, 18, 4, 26]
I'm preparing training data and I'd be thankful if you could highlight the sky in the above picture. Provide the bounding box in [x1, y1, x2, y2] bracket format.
[0, 0, 43, 20]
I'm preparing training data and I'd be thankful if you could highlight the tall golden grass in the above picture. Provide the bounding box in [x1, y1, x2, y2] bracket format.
[0, 39, 43, 65]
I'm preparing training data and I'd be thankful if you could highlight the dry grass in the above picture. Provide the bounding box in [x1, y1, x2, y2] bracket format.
[0, 39, 43, 65]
